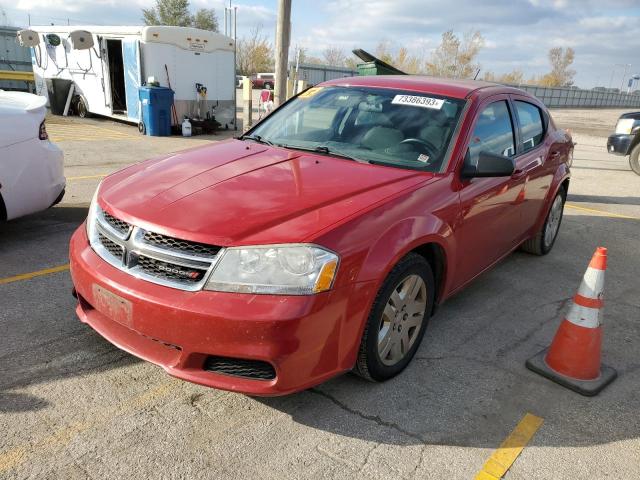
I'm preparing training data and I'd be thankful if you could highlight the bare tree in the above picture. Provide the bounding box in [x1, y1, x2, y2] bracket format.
[322, 46, 347, 67]
[539, 47, 575, 86]
[236, 25, 274, 76]
[374, 42, 422, 74]
[426, 30, 484, 79]
[484, 69, 525, 85]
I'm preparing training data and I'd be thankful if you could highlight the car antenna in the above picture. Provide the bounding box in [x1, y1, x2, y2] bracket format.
[474, 68, 481, 80]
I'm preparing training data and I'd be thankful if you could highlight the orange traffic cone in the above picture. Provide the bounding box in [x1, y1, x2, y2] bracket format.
[526, 247, 617, 396]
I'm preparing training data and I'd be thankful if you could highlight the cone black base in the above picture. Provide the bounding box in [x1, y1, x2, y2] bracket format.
[526, 348, 617, 397]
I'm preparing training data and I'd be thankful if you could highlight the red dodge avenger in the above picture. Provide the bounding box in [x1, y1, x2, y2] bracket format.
[69, 76, 572, 395]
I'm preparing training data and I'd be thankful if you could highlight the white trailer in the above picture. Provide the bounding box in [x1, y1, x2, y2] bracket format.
[18, 25, 236, 128]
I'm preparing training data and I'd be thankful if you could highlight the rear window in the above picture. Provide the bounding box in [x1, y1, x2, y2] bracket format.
[515, 101, 545, 152]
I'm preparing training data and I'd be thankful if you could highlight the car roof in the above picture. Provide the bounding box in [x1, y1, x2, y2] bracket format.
[321, 75, 507, 100]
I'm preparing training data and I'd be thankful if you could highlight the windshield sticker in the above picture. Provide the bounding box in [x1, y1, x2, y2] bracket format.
[417, 154, 430, 163]
[392, 95, 444, 110]
[299, 87, 323, 98]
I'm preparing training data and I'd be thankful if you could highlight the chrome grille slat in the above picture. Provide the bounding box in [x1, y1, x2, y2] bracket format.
[142, 231, 220, 258]
[98, 232, 124, 262]
[102, 211, 132, 237]
[89, 207, 223, 291]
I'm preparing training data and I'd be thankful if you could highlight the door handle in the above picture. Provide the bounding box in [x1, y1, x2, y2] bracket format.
[512, 158, 542, 179]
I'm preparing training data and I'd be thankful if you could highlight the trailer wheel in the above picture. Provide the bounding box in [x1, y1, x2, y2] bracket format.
[138, 122, 146, 135]
[76, 97, 90, 118]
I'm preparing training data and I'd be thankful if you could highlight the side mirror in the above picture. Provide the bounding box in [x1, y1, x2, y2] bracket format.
[461, 150, 515, 178]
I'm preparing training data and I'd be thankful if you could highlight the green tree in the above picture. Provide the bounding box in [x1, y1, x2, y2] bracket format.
[143, 0, 192, 27]
[193, 8, 219, 32]
[142, 0, 219, 32]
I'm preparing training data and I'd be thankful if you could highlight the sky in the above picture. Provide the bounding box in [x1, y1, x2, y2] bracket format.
[2, 0, 639, 88]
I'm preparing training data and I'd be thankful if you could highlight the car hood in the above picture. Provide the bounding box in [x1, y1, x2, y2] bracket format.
[99, 140, 432, 245]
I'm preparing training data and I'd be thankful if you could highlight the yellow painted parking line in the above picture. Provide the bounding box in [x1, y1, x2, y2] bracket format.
[0, 264, 69, 285]
[474, 413, 543, 480]
[565, 203, 639, 220]
[67, 174, 108, 181]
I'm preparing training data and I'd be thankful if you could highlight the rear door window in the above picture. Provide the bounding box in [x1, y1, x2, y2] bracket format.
[514, 101, 545, 152]
[468, 100, 515, 165]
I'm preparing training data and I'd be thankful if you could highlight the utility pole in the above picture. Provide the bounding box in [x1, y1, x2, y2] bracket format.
[274, 0, 291, 107]
[233, 5, 237, 130]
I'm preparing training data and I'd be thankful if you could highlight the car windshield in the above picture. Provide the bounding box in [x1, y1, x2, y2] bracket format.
[248, 86, 466, 172]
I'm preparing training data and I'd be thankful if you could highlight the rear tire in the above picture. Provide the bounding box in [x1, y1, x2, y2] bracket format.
[354, 253, 435, 382]
[521, 185, 566, 256]
[629, 144, 640, 176]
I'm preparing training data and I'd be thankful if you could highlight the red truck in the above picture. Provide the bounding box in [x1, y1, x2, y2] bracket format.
[251, 72, 275, 89]
[70, 76, 572, 395]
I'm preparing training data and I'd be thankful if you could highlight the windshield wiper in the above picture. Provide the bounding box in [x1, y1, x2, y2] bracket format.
[240, 134, 273, 146]
[279, 144, 361, 162]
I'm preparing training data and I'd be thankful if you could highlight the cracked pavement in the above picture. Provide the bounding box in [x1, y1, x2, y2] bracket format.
[1, 109, 639, 479]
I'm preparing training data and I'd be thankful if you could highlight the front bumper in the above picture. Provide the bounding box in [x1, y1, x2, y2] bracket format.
[607, 134, 634, 156]
[69, 226, 373, 395]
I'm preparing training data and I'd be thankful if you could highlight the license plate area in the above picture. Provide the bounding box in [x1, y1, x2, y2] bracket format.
[92, 284, 133, 328]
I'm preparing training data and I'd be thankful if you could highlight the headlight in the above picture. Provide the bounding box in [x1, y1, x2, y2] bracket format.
[85, 182, 101, 240]
[615, 118, 635, 135]
[205, 244, 339, 295]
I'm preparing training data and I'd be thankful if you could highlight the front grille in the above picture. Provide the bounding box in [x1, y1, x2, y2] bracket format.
[98, 232, 124, 261]
[204, 356, 276, 380]
[102, 211, 131, 236]
[92, 208, 222, 291]
[137, 255, 208, 283]
[142, 231, 221, 258]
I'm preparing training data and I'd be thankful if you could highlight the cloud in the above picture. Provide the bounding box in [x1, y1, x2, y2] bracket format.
[3, 0, 639, 87]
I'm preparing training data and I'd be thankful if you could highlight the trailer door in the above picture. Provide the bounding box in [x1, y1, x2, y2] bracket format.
[122, 39, 141, 122]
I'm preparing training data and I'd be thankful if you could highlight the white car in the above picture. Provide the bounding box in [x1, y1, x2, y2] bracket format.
[0, 91, 65, 221]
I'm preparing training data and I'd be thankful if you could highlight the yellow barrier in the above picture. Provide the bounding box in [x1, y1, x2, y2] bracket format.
[0, 70, 35, 82]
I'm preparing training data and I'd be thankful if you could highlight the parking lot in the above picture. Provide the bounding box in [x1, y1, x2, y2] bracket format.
[1, 108, 639, 479]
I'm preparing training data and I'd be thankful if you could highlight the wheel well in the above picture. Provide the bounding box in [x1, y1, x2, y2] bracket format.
[561, 178, 570, 196]
[411, 242, 446, 305]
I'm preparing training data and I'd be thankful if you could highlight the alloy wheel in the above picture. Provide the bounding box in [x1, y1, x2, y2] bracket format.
[377, 274, 427, 366]
[544, 194, 564, 248]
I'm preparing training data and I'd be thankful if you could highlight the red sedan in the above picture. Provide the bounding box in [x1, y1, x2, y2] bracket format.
[69, 76, 572, 395]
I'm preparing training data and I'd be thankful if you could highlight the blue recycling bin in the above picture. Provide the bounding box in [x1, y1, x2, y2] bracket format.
[139, 86, 174, 136]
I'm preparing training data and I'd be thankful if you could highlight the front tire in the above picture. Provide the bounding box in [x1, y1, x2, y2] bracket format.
[629, 144, 640, 176]
[521, 186, 566, 255]
[354, 253, 435, 382]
